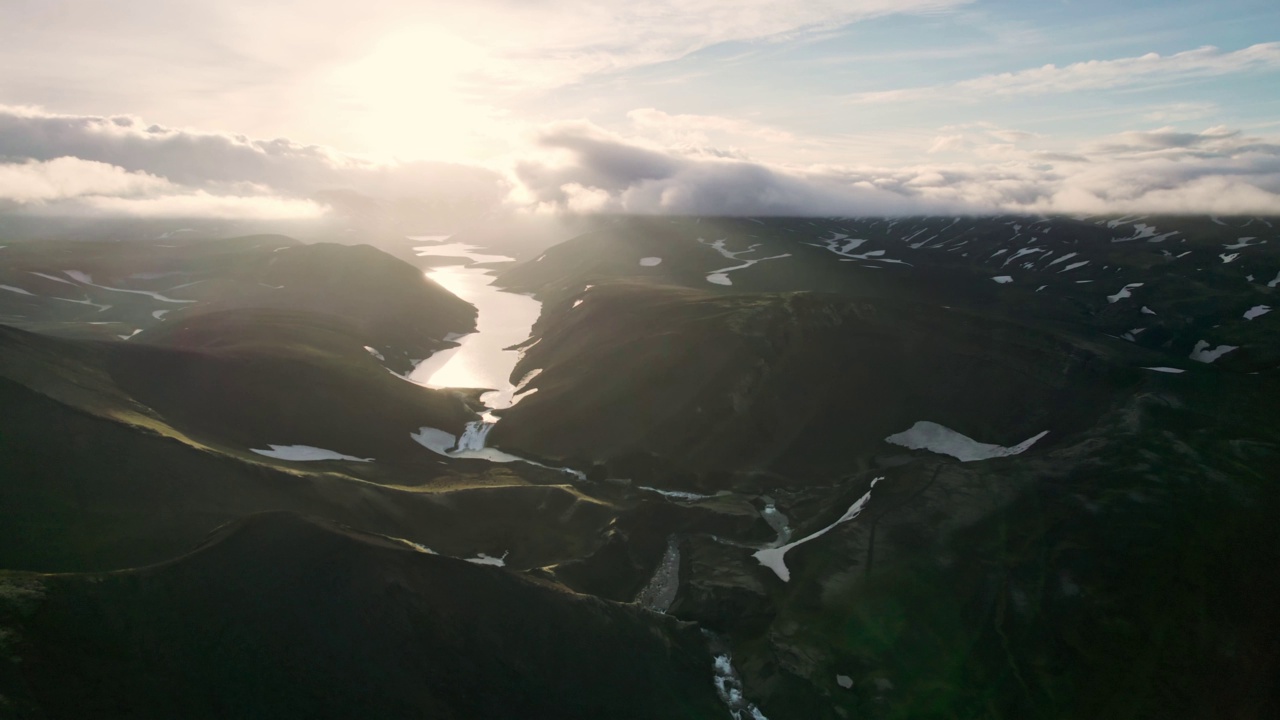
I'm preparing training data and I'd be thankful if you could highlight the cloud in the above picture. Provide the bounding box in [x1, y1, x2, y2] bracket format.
[0, 156, 328, 219]
[511, 120, 1280, 216]
[4, 105, 1277, 220]
[513, 122, 965, 215]
[73, 193, 330, 219]
[0, 105, 507, 200]
[849, 42, 1280, 104]
[0, 157, 171, 203]
[0, 105, 509, 217]
[0, 0, 972, 161]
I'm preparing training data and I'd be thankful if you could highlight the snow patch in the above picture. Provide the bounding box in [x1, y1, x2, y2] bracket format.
[63, 270, 197, 303]
[639, 256, 663, 266]
[1224, 237, 1262, 250]
[1189, 341, 1238, 363]
[251, 445, 372, 462]
[753, 481, 880, 582]
[1244, 305, 1271, 320]
[465, 551, 508, 567]
[1144, 367, 1185, 374]
[0, 284, 34, 296]
[885, 421, 1048, 462]
[992, 276, 1013, 284]
[28, 271, 76, 286]
[1107, 283, 1144, 303]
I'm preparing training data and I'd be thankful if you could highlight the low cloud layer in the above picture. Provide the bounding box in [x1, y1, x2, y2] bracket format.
[512, 121, 1280, 216]
[2, 105, 1278, 218]
[0, 105, 507, 218]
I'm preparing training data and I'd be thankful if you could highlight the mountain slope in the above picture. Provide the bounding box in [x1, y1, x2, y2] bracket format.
[0, 512, 725, 720]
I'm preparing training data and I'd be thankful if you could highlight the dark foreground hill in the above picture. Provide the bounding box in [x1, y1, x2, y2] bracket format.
[0, 512, 724, 720]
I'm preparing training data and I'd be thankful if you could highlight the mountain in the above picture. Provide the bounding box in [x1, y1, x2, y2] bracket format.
[1, 214, 1277, 719]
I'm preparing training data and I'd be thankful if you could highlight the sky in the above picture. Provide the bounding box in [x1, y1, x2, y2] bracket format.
[0, 0, 1278, 217]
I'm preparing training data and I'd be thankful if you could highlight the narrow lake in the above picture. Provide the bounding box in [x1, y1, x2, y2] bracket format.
[406, 238, 541, 412]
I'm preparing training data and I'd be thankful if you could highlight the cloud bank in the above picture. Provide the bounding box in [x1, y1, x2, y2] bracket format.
[1, 105, 1277, 218]
[0, 105, 506, 218]
[512, 121, 1280, 216]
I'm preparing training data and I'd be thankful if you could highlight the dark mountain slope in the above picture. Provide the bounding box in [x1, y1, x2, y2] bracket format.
[0, 512, 725, 720]
[0, 374, 622, 574]
[0, 320, 477, 471]
[492, 282, 1140, 477]
[0, 238, 475, 372]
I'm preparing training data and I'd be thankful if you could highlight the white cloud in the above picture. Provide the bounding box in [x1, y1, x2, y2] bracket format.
[0, 155, 329, 219]
[511, 119, 1280, 216]
[850, 42, 1280, 104]
[75, 193, 330, 219]
[0, 105, 508, 203]
[0, 157, 170, 203]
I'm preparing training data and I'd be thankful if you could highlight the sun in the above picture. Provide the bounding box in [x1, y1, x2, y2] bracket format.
[327, 26, 508, 163]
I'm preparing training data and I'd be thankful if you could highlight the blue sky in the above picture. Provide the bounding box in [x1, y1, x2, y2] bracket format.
[0, 0, 1277, 216]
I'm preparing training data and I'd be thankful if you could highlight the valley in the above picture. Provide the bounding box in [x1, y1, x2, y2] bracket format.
[1, 214, 1278, 719]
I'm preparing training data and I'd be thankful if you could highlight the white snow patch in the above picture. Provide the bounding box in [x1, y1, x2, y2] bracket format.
[465, 551, 508, 567]
[1046, 252, 1078, 267]
[1141, 306, 1156, 315]
[992, 276, 1013, 284]
[28, 271, 77, 286]
[1224, 237, 1262, 250]
[1219, 253, 1240, 264]
[639, 486, 713, 501]
[1189, 341, 1238, 363]
[1244, 305, 1272, 320]
[63, 270, 196, 303]
[250, 445, 372, 462]
[1059, 260, 1090, 272]
[0, 284, 34, 296]
[1002, 247, 1044, 267]
[1107, 283, 1144, 303]
[836, 675, 854, 690]
[116, 329, 142, 340]
[572, 299, 584, 308]
[152, 309, 170, 320]
[1270, 271, 1280, 288]
[639, 256, 663, 266]
[363, 346, 385, 361]
[753, 481, 880, 582]
[700, 238, 792, 285]
[1143, 367, 1185, 374]
[885, 421, 1048, 462]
